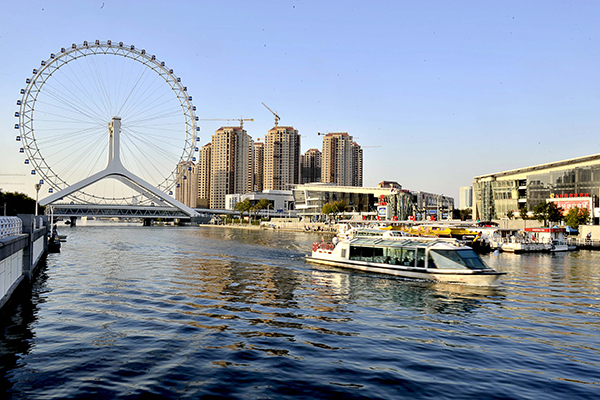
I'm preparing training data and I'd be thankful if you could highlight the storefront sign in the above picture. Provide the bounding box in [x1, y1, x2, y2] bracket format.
[525, 227, 566, 233]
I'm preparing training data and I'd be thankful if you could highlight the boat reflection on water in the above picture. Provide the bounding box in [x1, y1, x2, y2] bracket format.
[310, 267, 505, 315]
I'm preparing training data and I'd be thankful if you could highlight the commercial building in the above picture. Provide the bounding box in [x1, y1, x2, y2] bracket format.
[293, 183, 453, 221]
[321, 133, 362, 187]
[412, 191, 455, 221]
[225, 190, 295, 217]
[472, 153, 600, 223]
[459, 186, 473, 210]
[264, 126, 301, 191]
[209, 127, 254, 209]
[301, 148, 321, 184]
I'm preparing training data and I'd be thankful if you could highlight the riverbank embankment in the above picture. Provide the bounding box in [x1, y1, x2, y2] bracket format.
[0, 215, 48, 311]
[200, 220, 337, 234]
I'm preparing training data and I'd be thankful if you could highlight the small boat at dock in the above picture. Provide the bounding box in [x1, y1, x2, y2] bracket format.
[493, 227, 573, 253]
[48, 236, 61, 253]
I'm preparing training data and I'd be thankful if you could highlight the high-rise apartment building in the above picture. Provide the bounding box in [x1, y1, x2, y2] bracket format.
[253, 141, 265, 192]
[352, 142, 363, 187]
[209, 127, 253, 209]
[321, 132, 363, 186]
[264, 126, 301, 190]
[197, 142, 212, 208]
[175, 161, 198, 208]
[301, 148, 322, 183]
[459, 186, 473, 210]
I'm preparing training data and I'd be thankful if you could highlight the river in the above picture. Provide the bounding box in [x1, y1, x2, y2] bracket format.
[1, 223, 599, 399]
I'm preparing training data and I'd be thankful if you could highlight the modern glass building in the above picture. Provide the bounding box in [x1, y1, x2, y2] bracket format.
[472, 153, 600, 223]
[292, 183, 453, 221]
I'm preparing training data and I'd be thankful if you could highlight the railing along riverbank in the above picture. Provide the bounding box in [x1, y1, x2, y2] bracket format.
[203, 220, 338, 234]
[566, 237, 600, 250]
[0, 215, 48, 310]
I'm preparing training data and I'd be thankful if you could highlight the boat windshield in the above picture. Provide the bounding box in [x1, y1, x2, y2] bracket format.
[429, 249, 489, 270]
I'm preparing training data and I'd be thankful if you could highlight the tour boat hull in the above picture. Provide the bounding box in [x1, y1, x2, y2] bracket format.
[306, 255, 503, 286]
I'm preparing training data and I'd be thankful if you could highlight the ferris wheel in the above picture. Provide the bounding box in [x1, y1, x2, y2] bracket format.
[14, 40, 199, 205]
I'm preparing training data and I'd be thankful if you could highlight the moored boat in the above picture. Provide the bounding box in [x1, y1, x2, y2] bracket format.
[307, 231, 505, 286]
[48, 236, 61, 253]
[495, 227, 574, 253]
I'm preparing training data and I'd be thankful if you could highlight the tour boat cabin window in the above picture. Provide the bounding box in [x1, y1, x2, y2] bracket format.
[416, 248, 426, 268]
[429, 249, 488, 270]
[349, 246, 384, 263]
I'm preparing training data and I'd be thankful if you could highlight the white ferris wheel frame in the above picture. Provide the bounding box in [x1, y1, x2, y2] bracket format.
[15, 40, 199, 205]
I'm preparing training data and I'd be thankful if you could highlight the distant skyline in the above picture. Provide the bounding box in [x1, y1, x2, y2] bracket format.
[2, 1, 600, 201]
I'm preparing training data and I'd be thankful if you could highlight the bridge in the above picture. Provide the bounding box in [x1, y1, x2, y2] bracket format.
[50, 204, 194, 219]
[40, 118, 205, 225]
[48, 204, 234, 221]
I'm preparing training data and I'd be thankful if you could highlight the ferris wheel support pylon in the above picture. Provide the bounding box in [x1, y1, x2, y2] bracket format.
[40, 117, 199, 218]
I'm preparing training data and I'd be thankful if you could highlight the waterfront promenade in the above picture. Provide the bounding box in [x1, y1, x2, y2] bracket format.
[0, 215, 48, 311]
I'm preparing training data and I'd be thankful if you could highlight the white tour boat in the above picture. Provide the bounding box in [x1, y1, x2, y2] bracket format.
[307, 229, 505, 286]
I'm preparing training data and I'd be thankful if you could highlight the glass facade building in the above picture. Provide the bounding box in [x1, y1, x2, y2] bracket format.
[473, 154, 600, 223]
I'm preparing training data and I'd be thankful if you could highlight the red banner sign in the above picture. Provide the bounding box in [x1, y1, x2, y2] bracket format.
[548, 198, 591, 215]
[525, 227, 566, 233]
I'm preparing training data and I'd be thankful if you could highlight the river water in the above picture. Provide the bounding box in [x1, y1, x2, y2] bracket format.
[1, 223, 599, 399]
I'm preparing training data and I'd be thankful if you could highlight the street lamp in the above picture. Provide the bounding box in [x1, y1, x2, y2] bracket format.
[34, 182, 42, 216]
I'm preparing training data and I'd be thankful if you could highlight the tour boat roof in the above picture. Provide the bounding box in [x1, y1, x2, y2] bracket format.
[349, 237, 466, 250]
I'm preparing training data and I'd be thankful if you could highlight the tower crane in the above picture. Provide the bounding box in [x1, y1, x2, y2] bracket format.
[262, 102, 280, 127]
[199, 117, 254, 129]
[0, 173, 25, 185]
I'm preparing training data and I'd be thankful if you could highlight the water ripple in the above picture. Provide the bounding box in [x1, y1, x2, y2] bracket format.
[1, 225, 599, 399]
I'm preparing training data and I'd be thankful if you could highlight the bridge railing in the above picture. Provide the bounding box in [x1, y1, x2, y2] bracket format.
[0, 217, 23, 239]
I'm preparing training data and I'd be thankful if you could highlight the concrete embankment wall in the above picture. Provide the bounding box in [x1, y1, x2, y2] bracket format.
[0, 215, 48, 311]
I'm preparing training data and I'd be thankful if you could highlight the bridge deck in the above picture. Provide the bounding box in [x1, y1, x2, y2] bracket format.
[47, 204, 234, 219]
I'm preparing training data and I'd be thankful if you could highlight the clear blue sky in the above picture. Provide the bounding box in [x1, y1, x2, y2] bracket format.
[2, 1, 600, 201]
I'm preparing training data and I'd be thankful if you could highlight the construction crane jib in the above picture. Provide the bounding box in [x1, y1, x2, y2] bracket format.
[199, 117, 254, 129]
[262, 102, 280, 127]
